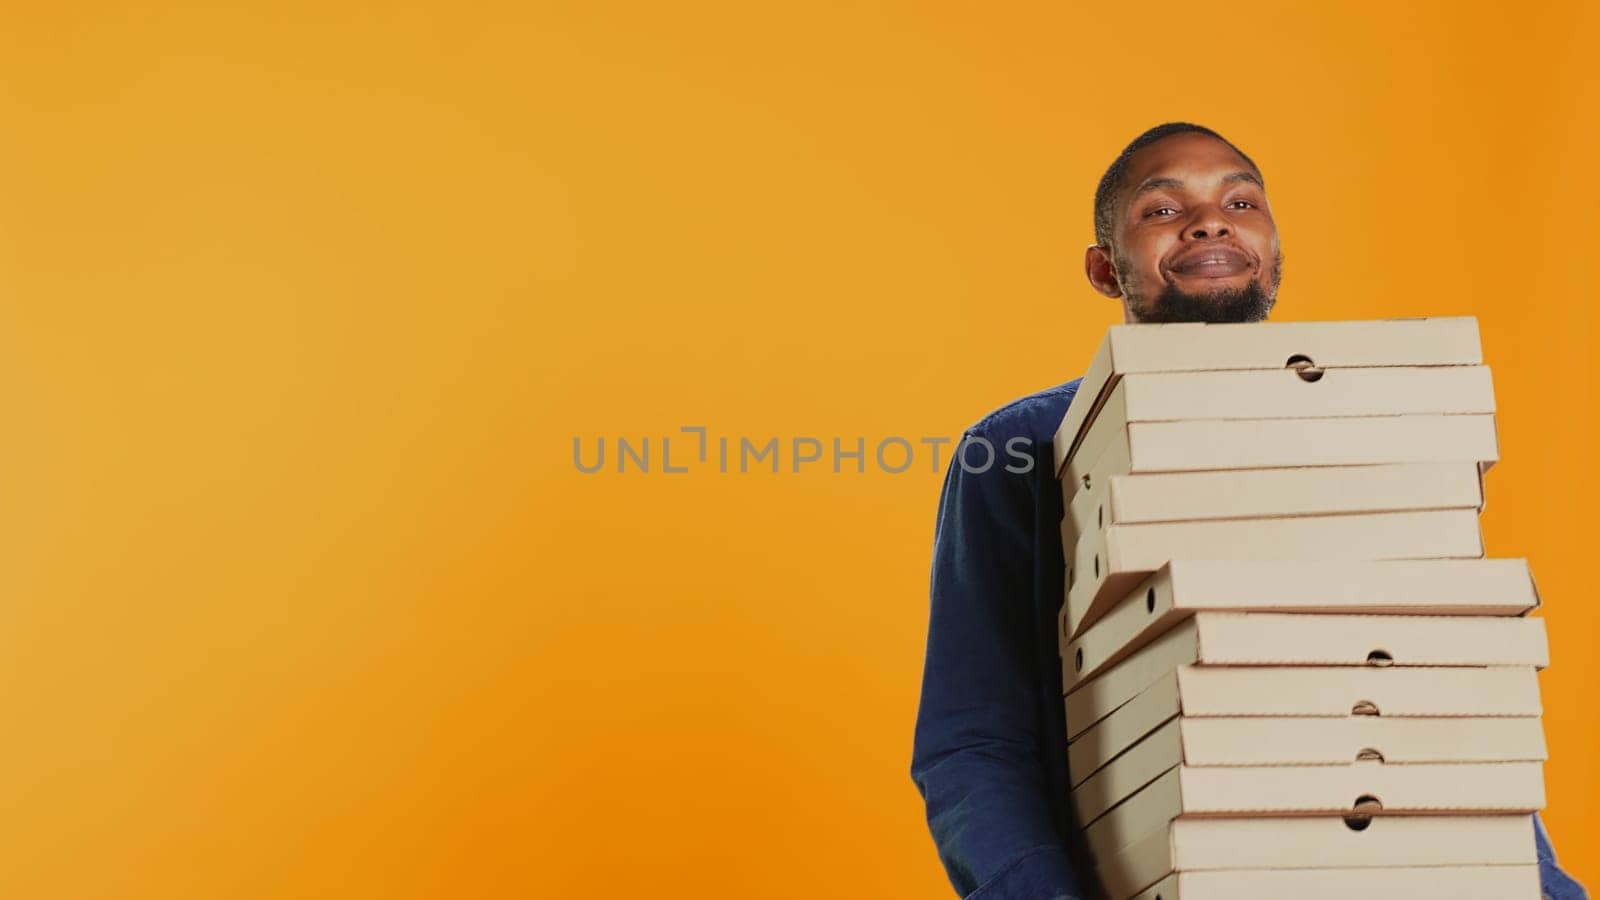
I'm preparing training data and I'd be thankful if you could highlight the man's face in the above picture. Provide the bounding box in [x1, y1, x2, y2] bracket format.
[1086, 132, 1282, 323]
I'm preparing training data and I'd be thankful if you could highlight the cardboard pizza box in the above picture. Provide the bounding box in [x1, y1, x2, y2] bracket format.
[1066, 654, 1541, 743]
[1072, 714, 1548, 826]
[1066, 590, 1542, 690]
[1172, 715, 1547, 766]
[1051, 316, 1484, 477]
[1101, 815, 1536, 900]
[1067, 667, 1544, 784]
[1059, 558, 1540, 671]
[1122, 866, 1540, 900]
[1062, 510, 1486, 638]
[1065, 365, 1495, 488]
[1084, 762, 1545, 865]
[1062, 414, 1498, 505]
[1062, 461, 1484, 539]
[1061, 612, 1546, 735]
[1071, 713, 1545, 788]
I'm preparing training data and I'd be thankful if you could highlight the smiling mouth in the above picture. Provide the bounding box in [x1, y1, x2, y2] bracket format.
[1169, 248, 1253, 278]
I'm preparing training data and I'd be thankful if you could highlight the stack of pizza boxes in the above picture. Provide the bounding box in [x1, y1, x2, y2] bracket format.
[1053, 318, 1550, 900]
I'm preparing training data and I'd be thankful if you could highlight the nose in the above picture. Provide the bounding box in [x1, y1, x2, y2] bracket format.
[1186, 205, 1231, 240]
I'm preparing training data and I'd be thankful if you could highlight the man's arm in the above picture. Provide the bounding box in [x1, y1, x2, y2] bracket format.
[911, 427, 1082, 899]
[1536, 813, 1588, 899]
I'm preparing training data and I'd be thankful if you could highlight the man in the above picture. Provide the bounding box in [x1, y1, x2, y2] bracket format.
[910, 122, 1587, 899]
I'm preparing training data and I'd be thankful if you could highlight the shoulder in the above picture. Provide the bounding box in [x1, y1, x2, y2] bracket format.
[965, 378, 1083, 444]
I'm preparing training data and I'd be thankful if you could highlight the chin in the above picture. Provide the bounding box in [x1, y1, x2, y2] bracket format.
[1134, 279, 1276, 325]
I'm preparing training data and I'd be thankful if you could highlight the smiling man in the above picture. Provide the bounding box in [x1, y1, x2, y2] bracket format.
[909, 123, 1587, 899]
[1083, 126, 1280, 324]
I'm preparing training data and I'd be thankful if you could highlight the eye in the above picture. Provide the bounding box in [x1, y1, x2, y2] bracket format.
[1226, 200, 1256, 210]
[1146, 206, 1179, 218]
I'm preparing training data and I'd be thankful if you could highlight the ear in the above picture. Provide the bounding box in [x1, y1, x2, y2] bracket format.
[1084, 244, 1123, 298]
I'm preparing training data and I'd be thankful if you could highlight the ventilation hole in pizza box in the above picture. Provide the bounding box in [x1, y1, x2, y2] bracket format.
[1356, 748, 1385, 763]
[1146, 588, 1156, 614]
[1098, 505, 1103, 528]
[1342, 794, 1384, 831]
[1068, 567, 1075, 587]
[1093, 555, 1100, 578]
[1351, 700, 1380, 716]
[1365, 649, 1394, 667]
[1286, 353, 1325, 382]
[1343, 816, 1373, 832]
[1074, 647, 1084, 672]
[1082, 473, 1091, 490]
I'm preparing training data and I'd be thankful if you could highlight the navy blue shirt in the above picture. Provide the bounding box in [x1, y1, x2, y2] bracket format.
[910, 378, 1587, 899]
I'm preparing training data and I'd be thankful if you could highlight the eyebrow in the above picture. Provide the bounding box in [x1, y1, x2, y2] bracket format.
[1130, 170, 1264, 200]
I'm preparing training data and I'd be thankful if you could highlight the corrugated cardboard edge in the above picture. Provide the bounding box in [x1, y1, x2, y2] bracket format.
[1068, 672, 1180, 787]
[1186, 612, 1550, 669]
[1172, 664, 1543, 717]
[1066, 507, 1490, 642]
[1126, 414, 1500, 472]
[1067, 673, 1547, 789]
[1150, 558, 1539, 615]
[1105, 814, 1538, 900]
[1053, 333, 1115, 477]
[1124, 865, 1540, 900]
[1077, 721, 1547, 833]
[1108, 364, 1496, 425]
[1072, 718, 1182, 826]
[1175, 760, 1547, 814]
[1101, 461, 1486, 526]
[1163, 814, 1538, 872]
[1050, 317, 1484, 477]
[1177, 716, 1549, 767]
[1087, 761, 1544, 866]
[1065, 619, 1199, 738]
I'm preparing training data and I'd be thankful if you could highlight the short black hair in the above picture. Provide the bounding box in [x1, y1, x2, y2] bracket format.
[1093, 122, 1262, 246]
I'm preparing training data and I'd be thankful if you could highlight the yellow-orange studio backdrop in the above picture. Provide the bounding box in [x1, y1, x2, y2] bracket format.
[0, 2, 1596, 897]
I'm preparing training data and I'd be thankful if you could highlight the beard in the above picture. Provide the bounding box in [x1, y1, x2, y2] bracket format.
[1120, 249, 1283, 324]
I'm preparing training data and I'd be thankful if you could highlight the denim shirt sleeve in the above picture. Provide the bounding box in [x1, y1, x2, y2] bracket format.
[1536, 812, 1588, 899]
[910, 427, 1084, 900]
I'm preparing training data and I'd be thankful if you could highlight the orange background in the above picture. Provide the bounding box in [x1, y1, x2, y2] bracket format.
[0, 2, 1596, 897]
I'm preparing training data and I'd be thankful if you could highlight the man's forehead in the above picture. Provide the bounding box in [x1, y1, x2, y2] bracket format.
[1124, 133, 1259, 192]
